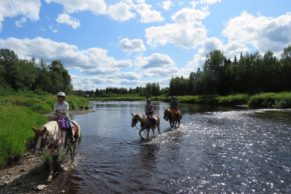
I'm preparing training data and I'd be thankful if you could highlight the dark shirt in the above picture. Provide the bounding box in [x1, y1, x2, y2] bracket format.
[170, 100, 178, 109]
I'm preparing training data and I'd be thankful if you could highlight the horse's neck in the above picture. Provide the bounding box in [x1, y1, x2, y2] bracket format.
[43, 121, 59, 138]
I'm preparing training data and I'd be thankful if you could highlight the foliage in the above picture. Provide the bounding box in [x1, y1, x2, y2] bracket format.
[0, 49, 73, 94]
[169, 46, 291, 96]
[248, 92, 291, 108]
[0, 106, 47, 168]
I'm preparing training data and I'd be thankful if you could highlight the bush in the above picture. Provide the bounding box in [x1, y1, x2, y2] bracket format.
[217, 94, 249, 107]
[248, 92, 291, 108]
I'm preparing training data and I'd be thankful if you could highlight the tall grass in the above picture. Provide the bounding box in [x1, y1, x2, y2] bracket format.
[0, 94, 89, 114]
[0, 106, 47, 168]
[248, 92, 291, 108]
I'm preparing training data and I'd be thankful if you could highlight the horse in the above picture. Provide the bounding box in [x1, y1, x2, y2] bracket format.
[164, 108, 182, 128]
[131, 113, 161, 141]
[32, 120, 81, 182]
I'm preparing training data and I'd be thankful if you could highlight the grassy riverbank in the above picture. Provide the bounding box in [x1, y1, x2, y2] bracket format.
[0, 91, 89, 168]
[0, 106, 46, 168]
[92, 92, 291, 108]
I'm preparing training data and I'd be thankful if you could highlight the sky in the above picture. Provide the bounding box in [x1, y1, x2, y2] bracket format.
[0, 0, 291, 90]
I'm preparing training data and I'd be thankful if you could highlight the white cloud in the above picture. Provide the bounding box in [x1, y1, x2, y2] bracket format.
[108, 1, 136, 21]
[198, 0, 221, 5]
[0, 37, 144, 89]
[134, 0, 164, 23]
[134, 53, 178, 78]
[0, 0, 41, 30]
[146, 7, 209, 48]
[45, 0, 106, 15]
[15, 17, 27, 27]
[0, 37, 134, 90]
[119, 38, 146, 53]
[135, 53, 175, 69]
[56, 13, 80, 29]
[223, 11, 291, 56]
[162, 0, 172, 11]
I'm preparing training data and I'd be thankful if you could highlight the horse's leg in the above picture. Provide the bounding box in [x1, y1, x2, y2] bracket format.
[71, 143, 76, 165]
[147, 129, 150, 140]
[47, 156, 53, 182]
[157, 120, 161, 134]
[139, 129, 144, 141]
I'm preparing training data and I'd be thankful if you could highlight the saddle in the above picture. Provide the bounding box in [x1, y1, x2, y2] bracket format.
[170, 108, 181, 118]
[146, 115, 158, 126]
[57, 117, 77, 137]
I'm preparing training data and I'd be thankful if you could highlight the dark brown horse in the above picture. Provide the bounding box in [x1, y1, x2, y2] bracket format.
[131, 113, 161, 140]
[164, 109, 182, 128]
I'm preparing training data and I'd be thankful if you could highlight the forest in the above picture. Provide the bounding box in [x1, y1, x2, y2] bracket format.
[0, 49, 72, 94]
[169, 46, 291, 96]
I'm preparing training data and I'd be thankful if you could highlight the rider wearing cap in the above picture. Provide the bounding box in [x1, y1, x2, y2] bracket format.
[53, 92, 75, 143]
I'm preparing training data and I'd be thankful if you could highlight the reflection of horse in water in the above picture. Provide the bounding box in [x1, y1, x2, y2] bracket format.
[131, 113, 161, 141]
[164, 109, 182, 128]
[32, 120, 81, 182]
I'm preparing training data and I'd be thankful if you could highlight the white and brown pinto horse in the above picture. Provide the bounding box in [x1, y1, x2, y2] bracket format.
[164, 109, 182, 128]
[131, 113, 161, 141]
[32, 120, 81, 182]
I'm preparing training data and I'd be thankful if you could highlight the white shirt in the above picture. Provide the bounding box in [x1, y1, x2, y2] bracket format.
[53, 101, 70, 118]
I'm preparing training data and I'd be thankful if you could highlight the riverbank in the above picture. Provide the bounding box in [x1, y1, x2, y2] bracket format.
[91, 92, 291, 108]
[0, 93, 90, 169]
[0, 108, 91, 194]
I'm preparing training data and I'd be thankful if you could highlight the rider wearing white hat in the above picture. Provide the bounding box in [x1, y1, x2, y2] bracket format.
[54, 92, 70, 119]
[53, 92, 75, 143]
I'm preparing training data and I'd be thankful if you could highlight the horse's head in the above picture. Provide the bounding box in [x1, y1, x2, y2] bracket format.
[32, 126, 49, 153]
[131, 113, 140, 127]
[164, 109, 170, 121]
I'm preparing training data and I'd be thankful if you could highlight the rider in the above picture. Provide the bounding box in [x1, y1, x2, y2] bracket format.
[145, 98, 155, 124]
[53, 92, 75, 143]
[170, 96, 178, 110]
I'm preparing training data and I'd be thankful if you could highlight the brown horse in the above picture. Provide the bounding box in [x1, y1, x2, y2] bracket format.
[131, 113, 161, 141]
[32, 120, 81, 182]
[164, 109, 182, 128]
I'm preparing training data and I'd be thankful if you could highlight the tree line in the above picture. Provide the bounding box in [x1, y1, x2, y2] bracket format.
[0, 49, 72, 93]
[78, 83, 166, 97]
[170, 45, 291, 96]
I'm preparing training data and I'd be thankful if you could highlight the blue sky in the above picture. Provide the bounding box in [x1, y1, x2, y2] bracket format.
[0, 0, 291, 90]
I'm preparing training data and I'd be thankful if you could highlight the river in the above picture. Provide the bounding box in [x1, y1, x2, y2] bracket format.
[50, 101, 291, 193]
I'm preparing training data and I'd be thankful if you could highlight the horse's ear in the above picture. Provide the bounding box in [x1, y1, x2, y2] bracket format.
[43, 127, 47, 132]
[32, 128, 36, 132]
[131, 113, 134, 116]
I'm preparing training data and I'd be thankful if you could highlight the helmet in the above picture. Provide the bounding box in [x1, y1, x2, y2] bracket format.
[57, 92, 66, 97]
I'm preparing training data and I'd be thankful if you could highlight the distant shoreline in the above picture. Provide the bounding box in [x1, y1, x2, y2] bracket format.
[91, 92, 291, 109]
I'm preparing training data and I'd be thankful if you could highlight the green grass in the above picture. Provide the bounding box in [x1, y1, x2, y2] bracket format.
[0, 106, 47, 168]
[0, 93, 89, 114]
[248, 92, 291, 108]
[217, 94, 249, 107]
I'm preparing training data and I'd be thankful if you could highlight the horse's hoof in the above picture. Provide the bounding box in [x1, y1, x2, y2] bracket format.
[47, 175, 53, 182]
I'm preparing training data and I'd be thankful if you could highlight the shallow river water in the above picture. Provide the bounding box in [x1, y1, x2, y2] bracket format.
[52, 101, 291, 193]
